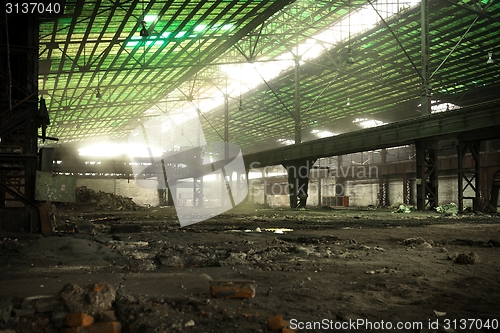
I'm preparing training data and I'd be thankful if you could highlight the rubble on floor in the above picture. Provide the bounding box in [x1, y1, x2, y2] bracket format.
[450, 251, 479, 265]
[58, 187, 146, 212]
[435, 202, 458, 215]
[392, 204, 416, 214]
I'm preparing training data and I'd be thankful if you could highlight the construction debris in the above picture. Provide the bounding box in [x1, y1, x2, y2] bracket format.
[59, 186, 146, 212]
[60, 282, 116, 317]
[450, 252, 479, 265]
[210, 280, 256, 299]
[393, 204, 416, 214]
[435, 203, 458, 215]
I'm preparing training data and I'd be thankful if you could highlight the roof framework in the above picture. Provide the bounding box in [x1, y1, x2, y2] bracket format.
[38, 0, 500, 153]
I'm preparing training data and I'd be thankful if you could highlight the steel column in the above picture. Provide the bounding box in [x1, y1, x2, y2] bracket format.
[283, 159, 315, 208]
[378, 176, 389, 207]
[416, 140, 438, 210]
[294, 57, 301, 144]
[457, 140, 481, 212]
[420, 0, 431, 116]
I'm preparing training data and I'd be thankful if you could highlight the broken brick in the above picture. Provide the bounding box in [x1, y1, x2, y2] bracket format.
[210, 280, 256, 299]
[66, 313, 95, 327]
[85, 321, 122, 333]
[99, 310, 117, 322]
[267, 314, 286, 331]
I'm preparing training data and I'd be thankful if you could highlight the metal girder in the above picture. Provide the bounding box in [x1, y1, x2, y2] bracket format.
[457, 140, 481, 212]
[378, 176, 389, 207]
[243, 99, 500, 169]
[416, 140, 438, 210]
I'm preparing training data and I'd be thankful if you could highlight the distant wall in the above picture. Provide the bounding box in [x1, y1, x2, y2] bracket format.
[256, 176, 481, 209]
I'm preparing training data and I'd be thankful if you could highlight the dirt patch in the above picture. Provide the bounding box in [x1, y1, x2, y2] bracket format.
[1, 205, 500, 332]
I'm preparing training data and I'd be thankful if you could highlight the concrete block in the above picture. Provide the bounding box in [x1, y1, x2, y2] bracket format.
[66, 313, 95, 327]
[267, 314, 286, 331]
[210, 280, 256, 299]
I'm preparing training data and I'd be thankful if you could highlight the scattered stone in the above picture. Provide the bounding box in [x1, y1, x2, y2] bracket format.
[434, 310, 446, 317]
[402, 237, 426, 247]
[451, 252, 479, 265]
[60, 282, 116, 317]
[184, 319, 195, 327]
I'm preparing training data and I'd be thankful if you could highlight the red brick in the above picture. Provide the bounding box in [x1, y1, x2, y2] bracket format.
[267, 314, 286, 331]
[85, 321, 122, 333]
[210, 280, 256, 299]
[67, 313, 95, 327]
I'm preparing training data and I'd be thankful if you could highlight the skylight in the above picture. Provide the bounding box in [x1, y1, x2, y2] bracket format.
[151, 0, 422, 121]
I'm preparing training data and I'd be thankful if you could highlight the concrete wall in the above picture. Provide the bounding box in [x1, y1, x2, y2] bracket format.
[258, 176, 481, 209]
[76, 178, 159, 207]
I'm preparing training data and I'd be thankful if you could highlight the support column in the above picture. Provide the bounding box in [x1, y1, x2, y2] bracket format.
[378, 176, 388, 207]
[457, 140, 481, 212]
[283, 159, 315, 208]
[416, 140, 438, 210]
[294, 57, 301, 145]
[317, 178, 322, 207]
[158, 189, 167, 206]
[420, 0, 432, 116]
[403, 173, 412, 205]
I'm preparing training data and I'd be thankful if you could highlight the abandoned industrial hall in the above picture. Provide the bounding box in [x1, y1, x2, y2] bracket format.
[1, 0, 500, 332]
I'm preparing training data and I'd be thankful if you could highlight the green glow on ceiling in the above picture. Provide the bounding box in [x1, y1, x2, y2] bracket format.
[144, 15, 157, 23]
[194, 24, 207, 32]
[175, 31, 187, 38]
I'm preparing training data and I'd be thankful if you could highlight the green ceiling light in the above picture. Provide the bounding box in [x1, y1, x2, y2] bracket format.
[194, 24, 207, 32]
[175, 31, 187, 38]
[144, 15, 157, 23]
[487, 51, 494, 64]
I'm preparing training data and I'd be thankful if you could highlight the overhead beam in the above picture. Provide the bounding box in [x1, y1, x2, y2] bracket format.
[243, 99, 500, 169]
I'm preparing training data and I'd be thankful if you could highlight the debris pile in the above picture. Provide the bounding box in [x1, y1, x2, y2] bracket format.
[393, 204, 416, 214]
[450, 251, 479, 265]
[0, 282, 122, 333]
[435, 202, 458, 215]
[60, 186, 146, 212]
